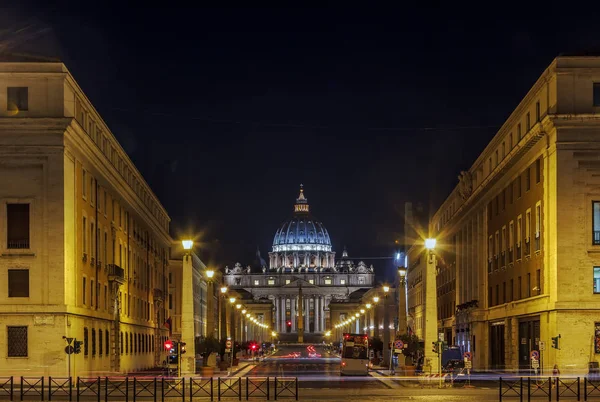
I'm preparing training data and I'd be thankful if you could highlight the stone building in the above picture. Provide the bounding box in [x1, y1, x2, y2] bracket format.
[223, 186, 375, 342]
[0, 60, 171, 376]
[408, 55, 600, 372]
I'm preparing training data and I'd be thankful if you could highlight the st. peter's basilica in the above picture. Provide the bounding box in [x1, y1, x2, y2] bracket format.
[223, 186, 375, 342]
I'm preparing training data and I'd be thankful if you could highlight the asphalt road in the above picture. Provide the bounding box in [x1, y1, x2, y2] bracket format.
[248, 344, 388, 390]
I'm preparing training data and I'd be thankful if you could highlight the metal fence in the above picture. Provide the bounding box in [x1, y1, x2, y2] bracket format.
[499, 376, 599, 401]
[0, 376, 298, 401]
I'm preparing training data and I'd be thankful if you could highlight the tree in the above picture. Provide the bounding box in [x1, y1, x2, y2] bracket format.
[396, 333, 422, 365]
[196, 336, 220, 367]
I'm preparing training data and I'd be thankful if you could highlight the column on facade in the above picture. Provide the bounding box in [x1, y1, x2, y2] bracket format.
[319, 296, 327, 332]
[281, 296, 287, 332]
[314, 297, 319, 332]
[291, 295, 296, 332]
[277, 296, 282, 332]
[304, 297, 310, 332]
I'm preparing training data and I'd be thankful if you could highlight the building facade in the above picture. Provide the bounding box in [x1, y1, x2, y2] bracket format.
[0, 61, 171, 376]
[223, 187, 375, 342]
[408, 55, 600, 373]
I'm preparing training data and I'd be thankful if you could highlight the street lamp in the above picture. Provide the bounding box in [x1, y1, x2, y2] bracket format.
[220, 285, 228, 340]
[424, 237, 439, 377]
[425, 238, 437, 250]
[397, 265, 408, 341]
[383, 285, 391, 371]
[180, 239, 194, 375]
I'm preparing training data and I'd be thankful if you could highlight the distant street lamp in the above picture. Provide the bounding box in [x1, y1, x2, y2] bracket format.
[180, 239, 195, 375]
[383, 285, 391, 371]
[205, 268, 216, 338]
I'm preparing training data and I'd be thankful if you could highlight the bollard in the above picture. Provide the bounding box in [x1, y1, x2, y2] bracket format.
[295, 377, 298, 401]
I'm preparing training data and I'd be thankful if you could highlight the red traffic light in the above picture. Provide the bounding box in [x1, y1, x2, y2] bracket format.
[286, 321, 292, 326]
[164, 340, 173, 350]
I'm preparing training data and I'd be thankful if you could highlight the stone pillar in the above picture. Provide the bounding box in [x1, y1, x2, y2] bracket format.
[424, 250, 440, 374]
[291, 296, 296, 332]
[181, 253, 196, 375]
[398, 280, 407, 335]
[374, 302, 380, 339]
[281, 296, 286, 332]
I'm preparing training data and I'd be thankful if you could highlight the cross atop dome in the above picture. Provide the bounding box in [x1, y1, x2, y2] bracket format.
[294, 184, 309, 213]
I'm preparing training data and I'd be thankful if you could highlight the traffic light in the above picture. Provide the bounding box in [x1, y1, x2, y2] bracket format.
[164, 340, 173, 351]
[73, 340, 82, 354]
[287, 321, 292, 327]
[180, 342, 187, 355]
[250, 343, 257, 351]
[552, 334, 561, 350]
[441, 341, 448, 352]
[432, 341, 439, 354]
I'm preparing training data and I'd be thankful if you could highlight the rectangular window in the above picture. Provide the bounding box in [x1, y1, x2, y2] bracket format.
[517, 215, 522, 250]
[488, 158, 492, 175]
[7, 203, 30, 249]
[324, 278, 332, 285]
[526, 112, 531, 131]
[90, 178, 96, 206]
[594, 267, 600, 293]
[84, 327, 89, 356]
[502, 142, 505, 159]
[536, 101, 541, 122]
[92, 329, 96, 356]
[7, 87, 28, 111]
[106, 331, 109, 355]
[495, 231, 499, 257]
[308, 279, 314, 284]
[82, 170, 87, 199]
[536, 202, 541, 240]
[8, 269, 29, 297]
[509, 132, 513, 149]
[536, 159, 541, 183]
[509, 221, 514, 250]
[501, 226, 507, 253]
[517, 123, 522, 141]
[594, 83, 600, 107]
[285, 279, 291, 285]
[268, 279, 275, 285]
[517, 176, 522, 198]
[83, 217, 87, 255]
[90, 223, 95, 259]
[536, 269, 541, 295]
[104, 285, 107, 310]
[526, 209, 531, 242]
[495, 284, 499, 305]
[594, 202, 600, 245]
[253, 280, 259, 286]
[168, 294, 172, 309]
[7, 326, 28, 357]
[99, 329, 103, 356]
[495, 150, 499, 167]
[340, 279, 346, 285]
[91, 280, 94, 307]
[525, 168, 531, 191]
[83, 277, 86, 305]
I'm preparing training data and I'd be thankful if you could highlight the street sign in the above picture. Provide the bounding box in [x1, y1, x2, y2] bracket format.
[530, 350, 540, 360]
[465, 360, 472, 369]
[531, 359, 540, 369]
[463, 351, 472, 361]
[394, 340, 404, 349]
[539, 341, 545, 351]
[226, 340, 232, 349]
[64, 345, 74, 355]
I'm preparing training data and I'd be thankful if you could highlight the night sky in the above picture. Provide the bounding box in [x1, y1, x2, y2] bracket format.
[4, 3, 600, 282]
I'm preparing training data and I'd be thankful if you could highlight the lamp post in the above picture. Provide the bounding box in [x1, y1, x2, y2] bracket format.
[206, 269, 215, 338]
[382, 285, 391, 372]
[228, 297, 236, 375]
[373, 296, 380, 339]
[220, 285, 228, 341]
[397, 266, 407, 336]
[181, 239, 196, 376]
[424, 238, 440, 377]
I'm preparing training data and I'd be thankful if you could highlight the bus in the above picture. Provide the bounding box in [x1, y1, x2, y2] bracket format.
[340, 333, 369, 376]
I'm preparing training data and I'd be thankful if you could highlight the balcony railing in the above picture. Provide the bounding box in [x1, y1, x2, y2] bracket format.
[525, 239, 531, 256]
[516, 244, 522, 260]
[594, 231, 600, 245]
[107, 264, 125, 284]
[7, 239, 30, 249]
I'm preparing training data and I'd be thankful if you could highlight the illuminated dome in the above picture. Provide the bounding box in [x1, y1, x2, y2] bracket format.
[272, 185, 332, 252]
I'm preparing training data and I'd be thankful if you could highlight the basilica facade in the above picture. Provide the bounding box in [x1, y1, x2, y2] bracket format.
[223, 186, 375, 341]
